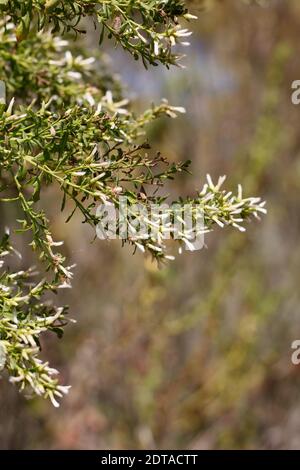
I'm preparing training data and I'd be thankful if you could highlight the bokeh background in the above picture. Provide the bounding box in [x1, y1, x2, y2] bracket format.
[1, 0, 300, 449]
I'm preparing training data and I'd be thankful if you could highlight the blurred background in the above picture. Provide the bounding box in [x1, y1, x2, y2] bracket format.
[1, 0, 300, 449]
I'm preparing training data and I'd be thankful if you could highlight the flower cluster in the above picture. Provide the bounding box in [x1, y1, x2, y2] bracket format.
[0, 233, 70, 405]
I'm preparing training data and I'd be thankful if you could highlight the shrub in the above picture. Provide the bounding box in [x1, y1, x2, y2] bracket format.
[0, 1, 266, 406]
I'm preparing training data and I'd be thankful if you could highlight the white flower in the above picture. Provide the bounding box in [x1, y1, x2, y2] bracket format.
[183, 13, 198, 20]
[174, 28, 193, 38]
[67, 71, 82, 80]
[57, 385, 71, 395]
[65, 50, 73, 66]
[49, 392, 60, 408]
[165, 255, 175, 261]
[169, 106, 186, 114]
[83, 92, 96, 107]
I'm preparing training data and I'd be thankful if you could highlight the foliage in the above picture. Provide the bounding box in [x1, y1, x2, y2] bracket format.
[0, 1, 265, 405]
